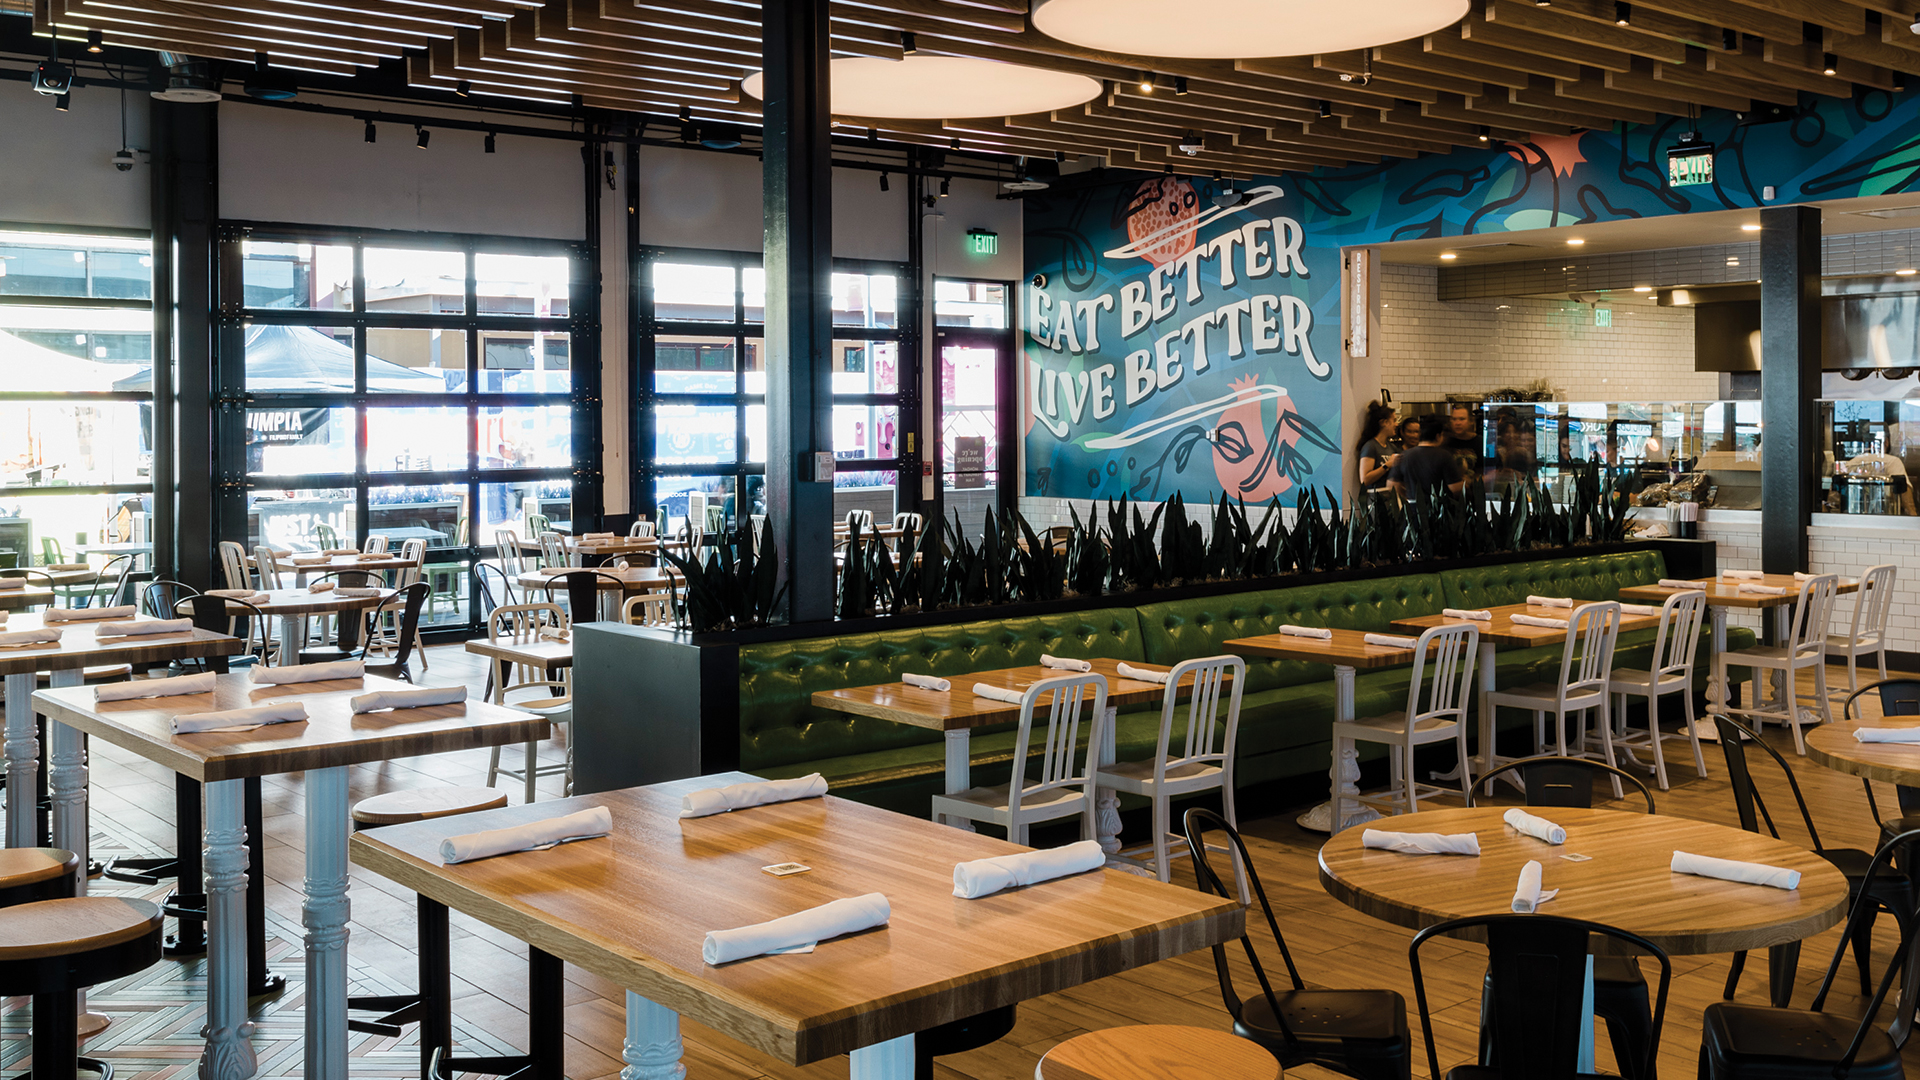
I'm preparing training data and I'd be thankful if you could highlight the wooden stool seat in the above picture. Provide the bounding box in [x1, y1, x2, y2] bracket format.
[0, 848, 80, 904]
[352, 787, 509, 827]
[1037, 1025, 1280, 1080]
[37, 664, 136, 685]
[0, 897, 163, 962]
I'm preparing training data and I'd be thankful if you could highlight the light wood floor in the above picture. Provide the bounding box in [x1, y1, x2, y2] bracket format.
[70, 654, 1920, 1079]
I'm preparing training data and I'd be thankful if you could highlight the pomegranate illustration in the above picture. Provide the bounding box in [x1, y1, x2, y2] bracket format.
[1125, 176, 1199, 268]
[1211, 375, 1303, 502]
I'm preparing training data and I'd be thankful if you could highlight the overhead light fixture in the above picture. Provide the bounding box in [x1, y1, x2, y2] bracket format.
[53, 92, 70, 113]
[151, 59, 221, 103]
[1823, 52, 1838, 75]
[1031, 0, 1471, 58]
[1177, 132, 1204, 155]
[950, 136, 961, 149]
[244, 52, 297, 101]
[679, 105, 698, 143]
[1534, 0, 1550, 6]
[1723, 27, 1737, 49]
[1633, 285, 1653, 292]
[1900, 268, 1919, 276]
[939, 175, 951, 196]
[879, 171, 889, 191]
[1478, 124, 1490, 142]
[1140, 73, 1155, 93]
[1614, 2, 1630, 24]
[1439, 252, 1457, 260]
[364, 120, 376, 144]
[455, 80, 470, 97]
[415, 125, 431, 150]
[1741, 222, 1761, 231]
[901, 31, 917, 55]
[85, 29, 102, 54]
[1318, 99, 1333, 118]
[1567, 237, 1586, 246]
[701, 123, 742, 149]
[1175, 76, 1189, 95]
[484, 131, 496, 153]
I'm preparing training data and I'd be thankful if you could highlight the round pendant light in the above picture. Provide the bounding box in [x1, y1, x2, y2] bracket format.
[1031, 0, 1469, 57]
[742, 56, 1101, 120]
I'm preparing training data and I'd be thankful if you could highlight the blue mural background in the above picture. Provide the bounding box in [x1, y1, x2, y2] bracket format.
[1023, 89, 1920, 504]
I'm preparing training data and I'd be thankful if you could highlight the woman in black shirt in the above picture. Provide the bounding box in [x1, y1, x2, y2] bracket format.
[1355, 401, 1401, 493]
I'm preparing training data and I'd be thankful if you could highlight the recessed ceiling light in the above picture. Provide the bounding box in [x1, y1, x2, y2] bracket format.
[742, 56, 1101, 119]
[1439, 252, 1458, 260]
[1566, 238, 1586, 246]
[1030, 0, 1471, 58]
[1633, 286, 1652, 292]
[1899, 268, 1918, 276]
[1741, 223, 1762, 232]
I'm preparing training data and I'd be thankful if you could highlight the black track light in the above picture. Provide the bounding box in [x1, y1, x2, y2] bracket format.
[878, 171, 889, 192]
[1823, 51, 1838, 75]
[85, 29, 102, 53]
[1478, 124, 1491, 142]
[485, 131, 496, 153]
[1533, 0, 1549, 6]
[949, 136, 960, 149]
[570, 93, 583, 110]
[901, 30, 917, 54]
[1898, 71, 1910, 91]
[1164, 163, 1174, 175]
[364, 120, 376, 144]
[1615, 2, 1630, 24]
[53, 92, 69, 112]
[1723, 27, 1737, 49]
[1139, 72, 1155, 93]
[456, 80, 470, 97]
[867, 126, 878, 143]
[939, 175, 950, 197]
[1174, 76, 1188, 96]
[1319, 99, 1333, 118]
[415, 125, 430, 150]
[1055, 150, 1066, 161]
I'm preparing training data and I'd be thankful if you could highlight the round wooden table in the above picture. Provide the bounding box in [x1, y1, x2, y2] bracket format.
[1807, 717, 1920, 787]
[1037, 1025, 1279, 1080]
[1318, 805, 1849, 957]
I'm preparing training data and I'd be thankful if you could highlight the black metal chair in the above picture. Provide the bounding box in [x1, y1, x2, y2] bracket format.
[1714, 714, 1911, 1008]
[1698, 829, 1919, 1080]
[472, 561, 515, 618]
[184, 593, 273, 670]
[79, 553, 135, 608]
[0, 567, 56, 611]
[143, 579, 198, 621]
[1464, 755, 1658, 1078]
[364, 582, 430, 682]
[554, 569, 623, 626]
[1410, 913, 1670, 1080]
[1844, 680, 1920, 850]
[1183, 807, 1411, 1080]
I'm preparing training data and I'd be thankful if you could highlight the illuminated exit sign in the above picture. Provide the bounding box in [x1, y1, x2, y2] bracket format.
[1667, 138, 1715, 188]
[967, 229, 998, 256]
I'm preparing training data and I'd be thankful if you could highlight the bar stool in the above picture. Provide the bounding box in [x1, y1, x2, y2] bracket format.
[0, 847, 81, 908]
[1036, 1025, 1281, 1080]
[0, 896, 165, 1080]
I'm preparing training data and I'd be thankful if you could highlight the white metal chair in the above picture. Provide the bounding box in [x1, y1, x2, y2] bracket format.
[627, 520, 655, 539]
[218, 541, 251, 591]
[1330, 622, 1479, 828]
[483, 603, 570, 801]
[1719, 573, 1840, 755]
[497, 680, 574, 802]
[367, 539, 429, 669]
[494, 529, 527, 578]
[621, 592, 675, 627]
[1487, 602, 1623, 777]
[1605, 589, 1708, 790]
[1829, 564, 1897, 698]
[930, 673, 1107, 844]
[1095, 655, 1247, 898]
[252, 545, 286, 590]
[536, 531, 571, 569]
[891, 511, 924, 533]
[363, 534, 390, 554]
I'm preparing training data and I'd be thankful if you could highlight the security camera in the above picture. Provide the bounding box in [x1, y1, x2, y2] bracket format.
[1031, 273, 1047, 289]
[112, 149, 135, 172]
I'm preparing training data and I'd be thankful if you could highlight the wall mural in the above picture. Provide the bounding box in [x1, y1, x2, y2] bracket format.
[1022, 88, 1920, 504]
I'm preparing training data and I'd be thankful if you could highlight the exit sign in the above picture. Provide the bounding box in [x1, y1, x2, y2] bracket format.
[1667, 140, 1715, 188]
[967, 229, 998, 256]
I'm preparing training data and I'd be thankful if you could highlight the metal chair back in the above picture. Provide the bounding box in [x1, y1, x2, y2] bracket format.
[1650, 589, 1707, 682]
[1007, 673, 1107, 821]
[253, 545, 286, 590]
[536, 531, 569, 569]
[621, 592, 675, 627]
[217, 541, 250, 591]
[1466, 754, 1655, 813]
[363, 534, 390, 554]
[1153, 655, 1245, 785]
[1561, 601, 1623, 696]
[1848, 564, 1898, 648]
[1405, 621, 1478, 728]
[1788, 574, 1840, 661]
[628, 520, 655, 539]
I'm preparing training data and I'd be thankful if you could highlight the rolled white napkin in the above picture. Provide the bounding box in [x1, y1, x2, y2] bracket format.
[439, 805, 613, 865]
[359, 553, 389, 561]
[1039, 654, 1092, 672]
[1671, 850, 1799, 890]
[1511, 614, 1570, 629]
[337, 587, 385, 598]
[322, 548, 360, 556]
[44, 605, 135, 622]
[1794, 571, 1816, 581]
[0, 629, 61, 647]
[681, 774, 828, 818]
[1657, 578, 1702, 589]
[1723, 569, 1765, 581]
[954, 840, 1105, 899]
[206, 589, 271, 604]
[1854, 727, 1920, 743]
[264, 548, 292, 557]
[96, 672, 216, 701]
[1738, 583, 1788, 596]
[1364, 633, 1420, 649]
[580, 532, 615, 540]
[1361, 829, 1480, 856]
[1619, 603, 1658, 616]
[290, 555, 330, 566]
[171, 701, 309, 734]
[307, 581, 336, 593]
[973, 683, 1026, 704]
[94, 618, 193, 637]
[702, 893, 891, 965]
[1503, 807, 1567, 844]
[351, 685, 467, 713]
[1511, 859, 1559, 913]
[1278, 624, 1332, 639]
[1114, 661, 1170, 684]
[1442, 608, 1492, 621]
[0, 577, 24, 591]
[251, 660, 363, 685]
[1527, 595, 1574, 608]
[46, 563, 90, 572]
[901, 673, 950, 692]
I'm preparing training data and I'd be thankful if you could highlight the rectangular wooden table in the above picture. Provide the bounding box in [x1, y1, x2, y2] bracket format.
[1224, 628, 1420, 833]
[32, 671, 549, 1080]
[1619, 572, 1858, 739]
[1390, 601, 1663, 788]
[349, 773, 1243, 1080]
[810, 657, 1173, 848]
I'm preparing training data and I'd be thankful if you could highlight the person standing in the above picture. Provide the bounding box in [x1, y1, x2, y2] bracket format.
[1389, 418, 1467, 501]
[1443, 403, 1484, 482]
[1355, 401, 1401, 493]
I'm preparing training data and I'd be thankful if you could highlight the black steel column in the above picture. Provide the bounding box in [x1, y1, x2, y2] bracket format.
[761, 0, 836, 624]
[155, 99, 220, 590]
[1758, 205, 1820, 574]
[148, 90, 176, 584]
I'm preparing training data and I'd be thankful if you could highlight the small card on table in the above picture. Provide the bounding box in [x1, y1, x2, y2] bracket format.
[762, 862, 812, 877]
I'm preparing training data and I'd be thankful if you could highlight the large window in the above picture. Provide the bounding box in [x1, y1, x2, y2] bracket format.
[639, 250, 911, 532]
[934, 279, 1012, 524]
[223, 228, 589, 633]
[0, 228, 155, 571]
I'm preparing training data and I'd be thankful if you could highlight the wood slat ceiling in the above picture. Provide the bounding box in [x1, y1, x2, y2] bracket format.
[21, 0, 1920, 173]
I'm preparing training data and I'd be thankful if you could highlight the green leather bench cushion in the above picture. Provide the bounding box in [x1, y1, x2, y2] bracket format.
[1442, 550, 1669, 609]
[738, 607, 1148, 772]
[1133, 574, 1449, 694]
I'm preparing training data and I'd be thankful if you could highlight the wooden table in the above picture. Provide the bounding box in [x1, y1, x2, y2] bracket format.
[1320, 804, 1850, 1068]
[1620, 574, 1859, 741]
[32, 672, 548, 1080]
[1225, 629, 1420, 834]
[277, 553, 420, 580]
[518, 567, 676, 621]
[1037, 1025, 1279, 1080]
[349, 773, 1243, 1080]
[195, 587, 389, 662]
[811, 657, 1173, 848]
[0, 583, 56, 610]
[464, 635, 573, 700]
[1390, 602, 1663, 790]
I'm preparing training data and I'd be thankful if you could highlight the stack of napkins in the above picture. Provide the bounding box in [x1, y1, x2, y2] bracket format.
[1360, 830, 1479, 855]
[954, 840, 1104, 899]
[702, 894, 890, 964]
[681, 774, 828, 818]
[172, 701, 308, 734]
[1671, 850, 1799, 889]
[440, 806, 613, 864]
